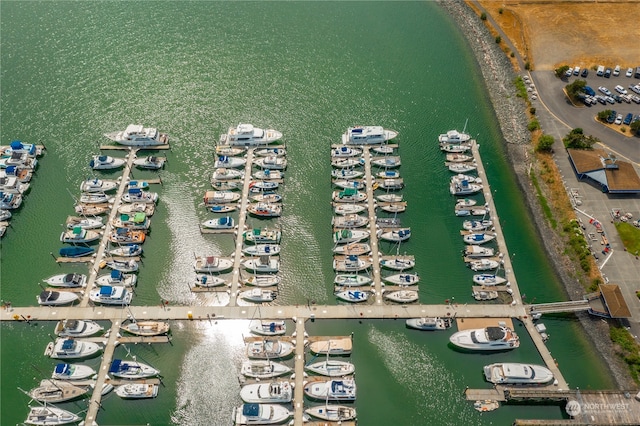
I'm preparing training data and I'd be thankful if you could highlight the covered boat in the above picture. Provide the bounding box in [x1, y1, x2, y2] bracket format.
[380, 257, 415, 270]
[51, 363, 96, 380]
[463, 233, 496, 245]
[233, 403, 292, 426]
[58, 246, 95, 258]
[109, 359, 160, 379]
[331, 188, 366, 203]
[242, 244, 281, 257]
[249, 320, 286, 336]
[240, 381, 293, 403]
[96, 270, 138, 287]
[108, 244, 143, 258]
[89, 285, 133, 305]
[483, 363, 555, 385]
[303, 379, 356, 401]
[331, 145, 362, 158]
[335, 289, 369, 303]
[333, 229, 369, 244]
[44, 339, 101, 360]
[406, 317, 452, 331]
[244, 227, 282, 244]
[214, 155, 247, 169]
[240, 360, 291, 379]
[54, 319, 103, 338]
[378, 228, 411, 242]
[202, 215, 235, 229]
[473, 274, 507, 286]
[121, 188, 158, 204]
[194, 274, 226, 288]
[449, 326, 520, 351]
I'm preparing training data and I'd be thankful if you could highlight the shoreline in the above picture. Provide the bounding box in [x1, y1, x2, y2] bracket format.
[437, 0, 633, 389]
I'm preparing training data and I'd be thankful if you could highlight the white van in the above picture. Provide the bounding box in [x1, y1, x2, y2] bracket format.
[613, 65, 620, 76]
[573, 66, 581, 76]
[597, 65, 605, 76]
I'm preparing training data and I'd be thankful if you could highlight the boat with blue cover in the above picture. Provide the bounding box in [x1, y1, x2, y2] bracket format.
[89, 285, 133, 305]
[52, 363, 96, 380]
[233, 403, 292, 426]
[335, 289, 369, 303]
[58, 246, 95, 258]
[202, 215, 235, 230]
[108, 244, 143, 258]
[104, 124, 168, 147]
[109, 359, 160, 379]
[44, 338, 101, 359]
[304, 379, 357, 401]
[214, 155, 246, 169]
[96, 270, 138, 287]
[4, 139, 40, 157]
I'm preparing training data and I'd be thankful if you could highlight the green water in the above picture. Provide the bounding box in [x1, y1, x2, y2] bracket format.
[1, 1, 613, 425]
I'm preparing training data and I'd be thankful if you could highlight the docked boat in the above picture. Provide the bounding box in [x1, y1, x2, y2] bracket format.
[108, 229, 145, 245]
[2, 164, 33, 183]
[203, 190, 240, 205]
[108, 244, 143, 258]
[37, 291, 79, 306]
[335, 289, 369, 303]
[450, 180, 482, 196]
[371, 156, 401, 168]
[331, 168, 363, 179]
[45, 338, 101, 360]
[212, 180, 243, 191]
[112, 213, 150, 230]
[332, 188, 366, 203]
[469, 259, 500, 271]
[332, 214, 368, 228]
[241, 360, 291, 379]
[43, 273, 87, 288]
[233, 403, 291, 426]
[342, 125, 398, 145]
[249, 320, 286, 336]
[309, 338, 352, 355]
[249, 180, 279, 192]
[239, 288, 277, 303]
[194, 274, 226, 288]
[117, 202, 155, 216]
[246, 339, 294, 359]
[89, 155, 125, 170]
[250, 192, 282, 203]
[380, 257, 415, 270]
[333, 203, 366, 215]
[222, 123, 282, 146]
[384, 289, 419, 303]
[305, 360, 355, 377]
[378, 201, 406, 213]
[96, 270, 138, 288]
[333, 229, 369, 244]
[109, 359, 160, 379]
[484, 363, 555, 385]
[305, 405, 357, 422]
[448, 162, 477, 173]
[133, 155, 165, 170]
[248, 202, 282, 218]
[331, 158, 361, 169]
[78, 192, 112, 205]
[331, 146, 362, 158]
[126, 180, 150, 191]
[463, 232, 496, 245]
[473, 289, 499, 300]
[464, 245, 495, 258]
[24, 405, 81, 426]
[210, 204, 237, 213]
[242, 244, 281, 256]
[3, 140, 41, 157]
[376, 193, 403, 203]
[254, 156, 287, 170]
[456, 198, 478, 208]
[89, 285, 133, 305]
[333, 255, 371, 272]
[121, 188, 158, 204]
[441, 143, 471, 153]
[28, 380, 90, 403]
[332, 242, 371, 256]
[455, 206, 490, 217]
[242, 275, 282, 287]
[0, 175, 30, 194]
[449, 326, 520, 351]
[406, 317, 452, 331]
[244, 227, 282, 244]
[473, 274, 507, 286]
[243, 256, 280, 273]
[254, 147, 286, 157]
[66, 215, 104, 230]
[372, 144, 395, 155]
[463, 219, 493, 232]
[383, 273, 420, 286]
[214, 155, 247, 169]
[446, 153, 473, 163]
[240, 381, 293, 404]
[332, 179, 364, 190]
[121, 320, 170, 336]
[58, 246, 94, 258]
[378, 178, 404, 190]
[216, 145, 246, 156]
[104, 258, 139, 273]
[253, 169, 284, 180]
[54, 319, 103, 338]
[193, 256, 234, 273]
[115, 383, 159, 399]
[304, 379, 356, 401]
[378, 228, 411, 242]
[104, 124, 168, 147]
[202, 216, 235, 229]
[212, 167, 244, 181]
[439, 129, 472, 145]
[80, 178, 118, 193]
[376, 171, 400, 180]
[0, 209, 11, 221]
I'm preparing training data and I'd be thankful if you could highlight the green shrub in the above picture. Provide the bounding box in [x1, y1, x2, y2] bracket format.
[528, 119, 541, 131]
[480, 12, 487, 20]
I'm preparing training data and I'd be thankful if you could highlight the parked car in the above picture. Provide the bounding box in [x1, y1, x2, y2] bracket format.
[565, 67, 574, 77]
[613, 65, 620, 76]
[573, 66, 581, 76]
[606, 96, 615, 104]
[614, 85, 627, 95]
[632, 95, 640, 104]
[621, 94, 632, 104]
[598, 86, 612, 96]
[597, 95, 607, 105]
[614, 114, 623, 125]
[607, 111, 617, 123]
[623, 113, 633, 125]
[581, 68, 589, 78]
[630, 84, 640, 95]
[604, 68, 612, 78]
[597, 65, 605, 76]
[626, 68, 633, 78]
[612, 94, 622, 103]
[584, 85, 596, 96]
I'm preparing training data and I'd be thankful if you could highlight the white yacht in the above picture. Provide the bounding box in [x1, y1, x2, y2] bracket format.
[115, 383, 159, 399]
[342, 126, 398, 145]
[483, 363, 555, 385]
[109, 359, 160, 379]
[449, 326, 520, 351]
[438, 129, 472, 145]
[240, 381, 293, 403]
[54, 319, 103, 338]
[240, 360, 291, 379]
[104, 124, 168, 146]
[44, 338, 101, 360]
[246, 339, 293, 359]
[233, 403, 292, 426]
[88, 285, 133, 305]
[222, 123, 282, 146]
[406, 317, 452, 331]
[303, 379, 357, 401]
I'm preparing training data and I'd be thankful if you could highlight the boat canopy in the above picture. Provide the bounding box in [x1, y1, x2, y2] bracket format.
[99, 286, 113, 296]
[61, 339, 75, 350]
[219, 216, 231, 225]
[54, 363, 70, 374]
[40, 290, 59, 301]
[398, 229, 410, 238]
[128, 188, 142, 195]
[98, 155, 108, 162]
[109, 359, 124, 373]
[242, 403, 260, 417]
[111, 270, 123, 280]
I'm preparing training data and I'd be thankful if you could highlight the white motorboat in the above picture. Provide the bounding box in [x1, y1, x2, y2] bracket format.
[342, 125, 398, 145]
[121, 321, 170, 336]
[473, 274, 507, 286]
[371, 156, 401, 168]
[469, 259, 500, 271]
[449, 326, 520, 351]
[484, 363, 555, 385]
[331, 157, 361, 168]
[2, 164, 33, 183]
[121, 188, 158, 204]
[78, 192, 112, 205]
[332, 214, 368, 228]
[246, 339, 294, 359]
[378, 228, 411, 242]
[378, 178, 404, 190]
[0, 209, 11, 221]
[239, 288, 277, 303]
[216, 145, 246, 156]
[241, 360, 291, 379]
[109, 359, 160, 379]
[254, 156, 287, 170]
[372, 144, 395, 154]
[212, 180, 243, 191]
[249, 320, 286, 336]
[222, 123, 282, 146]
[333, 203, 367, 215]
[253, 169, 284, 180]
[406, 317, 452, 331]
[233, 403, 292, 426]
[89, 285, 133, 305]
[52, 363, 96, 380]
[203, 190, 241, 205]
[463, 219, 493, 231]
[126, 180, 150, 191]
[118, 202, 155, 216]
[242, 244, 281, 256]
[37, 291, 79, 306]
[254, 147, 286, 157]
[464, 245, 495, 258]
[384, 289, 419, 303]
[54, 319, 103, 338]
[304, 379, 356, 401]
[0, 175, 31, 194]
[250, 192, 282, 203]
[332, 188, 366, 203]
[65, 215, 104, 230]
[450, 180, 482, 196]
[214, 155, 247, 169]
[89, 155, 125, 170]
[305, 360, 355, 377]
[244, 227, 282, 244]
[383, 273, 420, 286]
[43, 273, 87, 288]
[305, 405, 357, 422]
[332, 179, 364, 190]
[193, 256, 234, 273]
[249, 180, 279, 192]
[333, 255, 371, 272]
[439, 129, 472, 145]
[96, 270, 138, 287]
[133, 155, 165, 170]
[44, 338, 101, 360]
[473, 289, 499, 300]
[335, 289, 369, 303]
[108, 243, 143, 257]
[441, 143, 471, 153]
[456, 198, 478, 208]
[463, 233, 496, 245]
[331, 168, 363, 179]
[242, 256, 280, 273]
[376, 170, 400, 179]
[24, 405, 81, 426]
[455, 206, 490, 217]
[104, 124, 168, 147]
[212, 167, 244, 181]
[333, 229, 369, 244]
[115, 383, 159, 399]
[74, 203, 109, 216]
[242, 275, 281, 287]
[376, 193, 403, 203]
[309, 338, 352, 355]
[112, 213, 150, 230]
[104, 258, 140, 272]
[80, 178, 118, 193]
[380, 257, 415, 270]
[448, 162, 477, 173]
[202, 216, 235, 229]
[240, 381, 293, 403]
[331, 146, 362, 158]
[446, 153, 473, 163]
[332, 242, 371, 256]
[194, 274, 226, 288]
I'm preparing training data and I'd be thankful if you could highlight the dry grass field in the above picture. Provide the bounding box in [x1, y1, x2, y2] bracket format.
[475, 0, 640, 71]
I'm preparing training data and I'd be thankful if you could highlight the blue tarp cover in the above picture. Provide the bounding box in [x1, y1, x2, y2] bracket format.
[242, 404, 260, 417]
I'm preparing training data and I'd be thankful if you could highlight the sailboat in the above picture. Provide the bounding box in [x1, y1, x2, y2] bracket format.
[120, 308, 170, 336]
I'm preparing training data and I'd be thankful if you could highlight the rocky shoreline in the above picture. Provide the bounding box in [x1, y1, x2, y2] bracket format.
[438, 0, 632, 389]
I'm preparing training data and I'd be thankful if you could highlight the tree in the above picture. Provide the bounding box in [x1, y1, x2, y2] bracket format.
[630, 120, 640, 136]
[563, 128, 598, 149]
[597, 110, 613, 122]
[566, 79, 587, 98]
[536, 134, 555, 152]
[555, 65, 570, 78]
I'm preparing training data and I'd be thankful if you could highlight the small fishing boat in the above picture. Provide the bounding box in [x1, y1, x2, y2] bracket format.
[439, 129, 472, 145]
[448, 162, 477, 173]
[469, 259, 500, 271]
[194, 274, 226, 287]
[463, 233, 496, 245]
[214, 155, 246, 169]
[333, 255, 371, 272]
[450, 180, 483, 196]
[384, 289, 419, 303]
[133, 155, 165, 170]
[244, 227, 282, 244]
[464, 245, 495, 258]
[78, 192, 112, 204]
[335, 289, 369, 303]
[305, 405, 357, 422]
[80, 178, 118, 193]
[254, 156, 287, 170]
[473, 400, 500, 413]
[246, 339, 294, 359]
[383, 273, 420, 286]
[210, 204, 236, 213]
[37, 291, 79, 306]
[473, 274, 507, 286]
[380, 257, 415, 270]
[45, 338, 101, 360]
[117, 202, 155, 216]
[332, 179, 364, 190]
[331, 146, 362, 158]
[52, 363, 96, 380]
[89, 285, 133, 305]
[126, 180, 150, 191]
[372, 144, 395, 154]
[211, 167, 244, 181]
[333, 203, 367, 215]
[108, 244, 143, 258]
[455, 206, 490, 217]
[305, 360, 355, 377]
[43, 273, 87, 288]
[378, 178, 404, 190]
[121, 320, 170, 336]
[376, 193, 403, 203]
[445, 153, 473, 163]
[483, 363, 555, 385]
[334, 274, 372, 287]
[54, 319, 103, 338]
[371, 156, 401, 168]
[249, 320, 286, 336]
[115, 383, 159, 399]
[121, 188, 158, 204]
[211, 180, 243, 191]
[222, 123, 282, 146]
[112, 212, 150, 230]
[331, 168, 363, 179]
[96, 270, 137, 287]
[28, 380, 90, 403]
[250, 192, 282, 203]
[0, 209, 11, 221]
[202, 216, 235, 229]
[241, 360, 291, 379]
[65, 215, 104, 230]
[463, 219, 493, 231]
[309, 338, 352, 355]
[60, 227, 101, 244]
[193, 256, 234, 273]
[108, 229, 145, 245]
[331, 214, 368, 228]
[378, 228, 411, 242]
[449, 326, 520, 351]
[441, 144, 471, 153]
[58, 246, 95, 258]
[109, 359, 160, 379]
[242, 244, 281, 256]
[89, 155, 125, 170]
[242, 256, 280, 273]
[203, 190, 240, 205]
[333, 229, 369, 244]
[456, 198, 477, 208]
[254, 147, 286, 157]
[240, 381, 293, 403]
[104, 124, 168, 147]
[249, 180, 279, 192]
[239, 288, 277, 303]
[473, 289, 500, 300]
[406, 317, 452, 331]
[247, 202, 282, 217]
[331, 158, 360, 169]
[304, 379, 356, 401]
[24, 405, 81, 426]
[342, 125, 398, 145]
[332, 242, 371, 256]
[215, 145, 246, 156]
[242, 275, 281, 287]
[233, 403, 292, 426]
[0, 192, 22, 209]
[253, 169, 283, 180]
